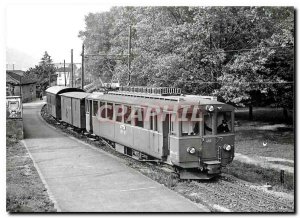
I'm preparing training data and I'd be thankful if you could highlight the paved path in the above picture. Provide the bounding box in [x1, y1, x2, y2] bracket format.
[234, 153, 294, 174]
[22, 100, 209, 212]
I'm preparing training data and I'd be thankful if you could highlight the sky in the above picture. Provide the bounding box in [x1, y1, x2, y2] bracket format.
[4, 0, 297, 71]
[6, 3, 112, 69]
[4, 0, 298, 68]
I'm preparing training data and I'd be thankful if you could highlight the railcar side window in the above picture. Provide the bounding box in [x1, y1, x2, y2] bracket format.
[100, 101, 106, 118]
[107, 103, 114, 120]
[115, 104, 122, 122]
[150, 113, 158, 131]
[169, 114, 176, 136]
[124, 105, 131, 125]
[135, 107, 144, 128]
[204, 114, 212, 135]
[217, 112, 232, 134]
[93, 101, 98, 116]
[86, 100, 89, 113]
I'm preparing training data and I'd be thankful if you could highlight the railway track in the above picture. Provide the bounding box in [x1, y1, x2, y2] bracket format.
[219, 179, 294, 212]
[189, 178, 294, 212]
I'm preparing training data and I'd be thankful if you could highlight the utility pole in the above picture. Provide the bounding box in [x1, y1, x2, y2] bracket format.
[19, 76, 22, 101]
[64, 60, 66, 86]
[71, 49, 74, 87]
[81, 44, 84, 89]
[49, 68, 51, 87]
[127, 26, 132, 86]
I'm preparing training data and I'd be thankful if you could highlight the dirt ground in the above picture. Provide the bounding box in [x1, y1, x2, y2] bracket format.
[235, 121, 294, 160]
[234, 107, 294, 163]
[6, 137, 56, 213]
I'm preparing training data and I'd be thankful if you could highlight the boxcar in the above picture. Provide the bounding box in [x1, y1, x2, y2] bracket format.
[60, 92, 91, 129]
[45, 86, 84, 120]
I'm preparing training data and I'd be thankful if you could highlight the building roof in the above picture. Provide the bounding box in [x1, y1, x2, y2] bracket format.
[7, 70, 25, 76]
[6, 70, 37, 85]
[45, 86, 84, 95]
[59, 92, 91, 99]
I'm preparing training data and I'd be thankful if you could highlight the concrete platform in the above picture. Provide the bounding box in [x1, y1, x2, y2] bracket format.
[21, 101, 209, 212]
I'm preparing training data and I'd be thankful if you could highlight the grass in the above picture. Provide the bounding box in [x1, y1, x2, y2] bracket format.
[223, 160, 294, 191]
[6, 136, 56, 212]
[234, 107, 294, 160]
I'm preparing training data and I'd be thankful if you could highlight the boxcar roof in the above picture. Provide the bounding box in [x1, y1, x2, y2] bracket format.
[86, 92, 231, 109]
[59, 92, 91, 99]
[45, 86, 84, 94]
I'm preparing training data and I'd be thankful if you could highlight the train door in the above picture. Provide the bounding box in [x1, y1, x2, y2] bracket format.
[149, 113, 159, 154]
[202, 113, 218, 160]
[162, 113, 170, 156]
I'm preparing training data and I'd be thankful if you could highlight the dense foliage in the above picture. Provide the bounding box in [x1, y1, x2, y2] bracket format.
[27, 51, 57, 91]
[79, 7, 294, 109]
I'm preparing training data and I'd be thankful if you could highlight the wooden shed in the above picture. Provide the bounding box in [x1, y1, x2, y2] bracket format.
[60, 92, 91, 129]
[45, 86, 84, 120]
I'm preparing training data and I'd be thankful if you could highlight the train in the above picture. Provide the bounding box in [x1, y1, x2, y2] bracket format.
[46, 86, 235, 179]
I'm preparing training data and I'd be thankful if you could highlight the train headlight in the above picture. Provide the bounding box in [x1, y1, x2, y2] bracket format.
[223, 144, 232, 151]
[187, 147, 196, 154]
[206, 105, 214, 112]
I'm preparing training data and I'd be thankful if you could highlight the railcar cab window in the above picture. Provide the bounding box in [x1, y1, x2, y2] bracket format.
[181, 113, 199, 136]
[204, 114, 213, 135]
[217, 112, 232, 134]
[93, 101, 98, 117]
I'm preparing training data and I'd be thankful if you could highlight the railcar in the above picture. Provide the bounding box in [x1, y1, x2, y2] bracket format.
[85, 87, 235, 179]
[45, 86, 85, 120]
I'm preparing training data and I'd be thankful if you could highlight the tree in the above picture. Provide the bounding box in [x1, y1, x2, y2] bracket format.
[27, 51, 57, 91]
[78, 6, 294, 118]
[212, 7, 294, 119]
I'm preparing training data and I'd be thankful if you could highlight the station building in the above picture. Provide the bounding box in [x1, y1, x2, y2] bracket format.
[6, 70, 37, 102]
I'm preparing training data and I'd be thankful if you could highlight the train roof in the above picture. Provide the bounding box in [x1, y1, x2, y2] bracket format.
[86, 91, 233, 110]
[45, 86, 84, 95]
[59, 92, 91, 99]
